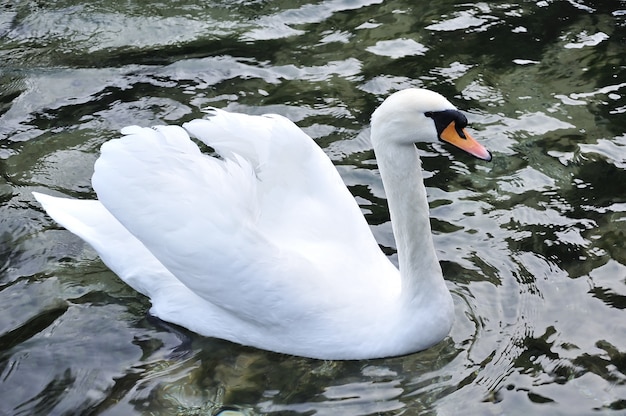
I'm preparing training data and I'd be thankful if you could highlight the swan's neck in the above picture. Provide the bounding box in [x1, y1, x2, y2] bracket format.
[372, 138, 444, 301]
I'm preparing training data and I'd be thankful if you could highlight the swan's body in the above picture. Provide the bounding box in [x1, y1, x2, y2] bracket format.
[34, 89, 490, 359]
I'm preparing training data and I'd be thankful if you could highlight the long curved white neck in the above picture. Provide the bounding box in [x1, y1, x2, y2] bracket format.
[371, 130, 444, 302]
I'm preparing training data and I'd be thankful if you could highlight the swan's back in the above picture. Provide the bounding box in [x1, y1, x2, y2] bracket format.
[91, 112, 398, 329]
[184, 111, 377, 255]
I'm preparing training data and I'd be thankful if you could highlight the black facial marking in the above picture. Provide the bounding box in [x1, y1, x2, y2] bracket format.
[425, 109, 468, 140]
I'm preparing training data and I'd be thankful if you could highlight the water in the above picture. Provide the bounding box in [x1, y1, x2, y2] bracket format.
[1, 0, 625, 414]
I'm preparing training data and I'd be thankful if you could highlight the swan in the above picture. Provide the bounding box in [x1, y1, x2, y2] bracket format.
[33, 88, 491, 360]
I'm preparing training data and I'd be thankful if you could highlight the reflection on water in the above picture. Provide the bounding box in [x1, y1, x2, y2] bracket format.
[1, 0, 625, 415]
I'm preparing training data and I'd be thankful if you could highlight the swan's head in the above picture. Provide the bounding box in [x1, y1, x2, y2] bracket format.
[371, 88, 491, 161]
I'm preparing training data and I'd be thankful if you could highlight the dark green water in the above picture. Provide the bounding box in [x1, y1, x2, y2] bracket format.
[1, 1, 625, 415]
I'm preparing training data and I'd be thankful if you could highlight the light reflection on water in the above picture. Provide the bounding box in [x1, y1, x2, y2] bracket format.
[1, 0, 626, 415]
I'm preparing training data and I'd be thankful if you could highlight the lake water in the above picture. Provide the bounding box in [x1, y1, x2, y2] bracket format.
[1, 1, 625, 415]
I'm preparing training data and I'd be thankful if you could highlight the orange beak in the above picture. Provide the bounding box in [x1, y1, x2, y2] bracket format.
[439, 121, 492, 161]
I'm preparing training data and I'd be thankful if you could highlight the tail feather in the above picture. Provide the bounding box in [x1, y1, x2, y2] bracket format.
[32, 192, 172, 298]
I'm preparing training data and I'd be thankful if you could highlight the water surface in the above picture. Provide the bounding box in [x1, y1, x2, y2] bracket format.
[1, 0, 625, 415]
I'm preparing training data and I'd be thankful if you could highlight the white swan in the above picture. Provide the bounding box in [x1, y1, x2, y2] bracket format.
[33, 88, 491, 360]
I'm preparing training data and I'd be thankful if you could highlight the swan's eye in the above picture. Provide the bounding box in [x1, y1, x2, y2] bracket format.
[426, 110, 469, 141]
